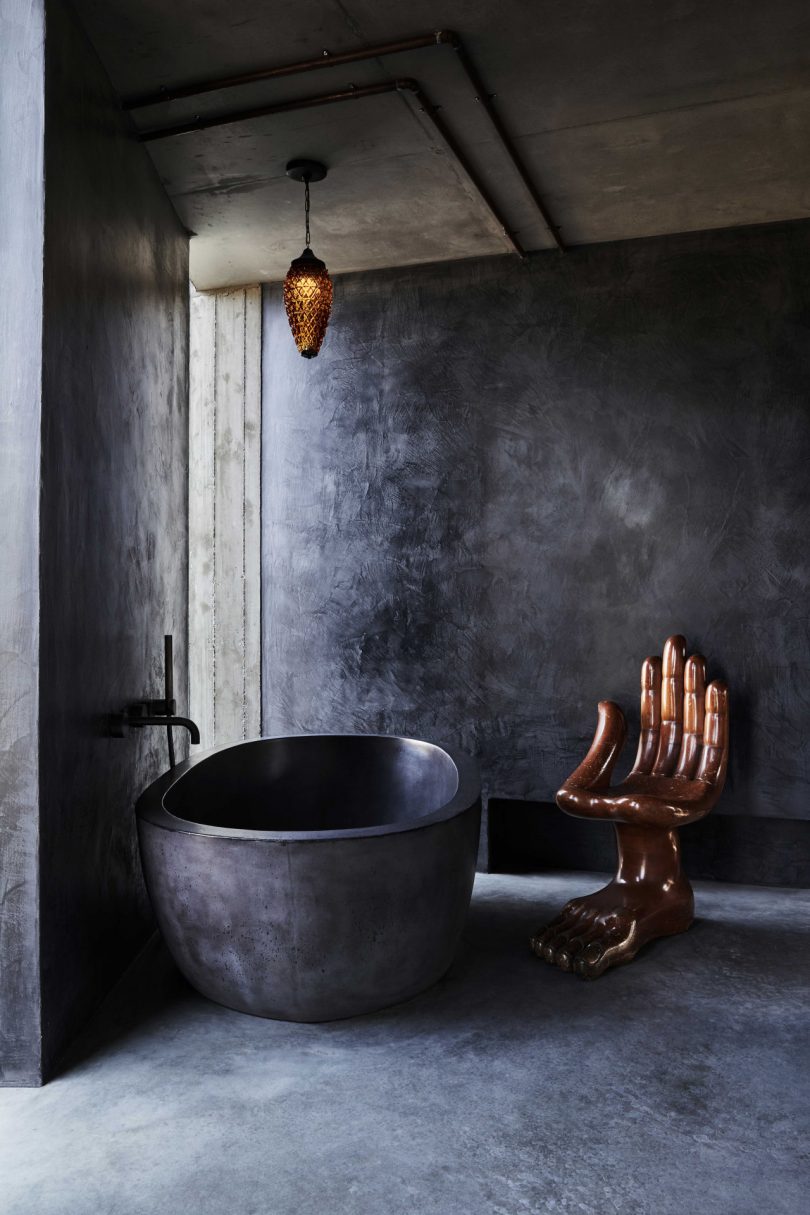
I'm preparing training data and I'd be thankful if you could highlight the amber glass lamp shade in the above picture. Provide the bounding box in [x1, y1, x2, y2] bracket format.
[283, 246, 333, 359]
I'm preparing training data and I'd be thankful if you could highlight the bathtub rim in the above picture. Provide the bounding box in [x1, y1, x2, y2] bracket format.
[136, 733, 480, 842]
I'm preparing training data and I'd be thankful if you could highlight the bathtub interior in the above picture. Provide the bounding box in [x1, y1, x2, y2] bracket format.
[162, 736, 461, 832]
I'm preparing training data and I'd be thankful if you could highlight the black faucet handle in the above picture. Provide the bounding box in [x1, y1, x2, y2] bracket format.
[108, 634, 199, 764]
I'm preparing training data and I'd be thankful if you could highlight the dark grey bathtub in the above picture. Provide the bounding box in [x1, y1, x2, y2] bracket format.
[136, 735, 481, 1022]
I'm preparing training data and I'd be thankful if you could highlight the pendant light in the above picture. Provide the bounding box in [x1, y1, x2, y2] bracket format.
[284, 159, 333, 359]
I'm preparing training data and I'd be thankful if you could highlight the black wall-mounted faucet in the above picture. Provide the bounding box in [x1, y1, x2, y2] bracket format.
[110, 635, 200, 766]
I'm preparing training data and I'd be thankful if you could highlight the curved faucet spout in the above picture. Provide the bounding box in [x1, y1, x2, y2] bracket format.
[132, 715, 201, 746]
[168, 716, 200, 746]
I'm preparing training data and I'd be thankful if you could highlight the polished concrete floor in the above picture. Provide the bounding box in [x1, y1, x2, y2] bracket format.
[1, 873, 808, 1215]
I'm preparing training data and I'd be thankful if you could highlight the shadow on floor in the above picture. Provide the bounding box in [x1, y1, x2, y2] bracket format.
[53, 932, 195, 1079]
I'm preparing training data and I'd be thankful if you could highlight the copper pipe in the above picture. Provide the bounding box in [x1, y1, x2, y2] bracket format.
[138, 80, 403, 142]
[124, 31, 451, 110]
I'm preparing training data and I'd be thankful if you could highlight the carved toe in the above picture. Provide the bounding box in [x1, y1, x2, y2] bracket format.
[543, 933, 567, 964]
[573, 921, 637, 979]
[565, 925, 601, 959]
[573, 940, 605, 979]
[554, 947, 574, 972]
[531, 898, 593, 963]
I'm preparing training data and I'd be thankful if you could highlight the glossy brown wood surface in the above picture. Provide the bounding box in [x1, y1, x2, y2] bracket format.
[531, 635, 729, 978]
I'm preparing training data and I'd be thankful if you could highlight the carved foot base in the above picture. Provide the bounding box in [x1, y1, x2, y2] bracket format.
[530, 878, 694, 979]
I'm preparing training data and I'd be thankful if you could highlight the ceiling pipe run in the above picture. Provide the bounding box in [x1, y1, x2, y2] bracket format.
[138, 79, 403, 141]
[124, 32, 449, 108]
[445, 36, 562, 252]
[130, 29, 562, 252]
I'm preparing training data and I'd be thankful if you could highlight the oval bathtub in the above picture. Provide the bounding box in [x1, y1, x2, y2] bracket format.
[136, 735, 481, 1022]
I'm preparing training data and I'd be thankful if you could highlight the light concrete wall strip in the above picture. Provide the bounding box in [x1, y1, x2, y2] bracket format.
[189, 290, 216, 746]
[189, 286, 261, 747]
[214, 289, 247, 737]
[0, 0, 45, 1086]
[243, 286, 263, 740]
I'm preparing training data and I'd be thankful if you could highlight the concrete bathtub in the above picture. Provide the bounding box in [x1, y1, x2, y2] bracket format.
[136, 735, 481, 1022]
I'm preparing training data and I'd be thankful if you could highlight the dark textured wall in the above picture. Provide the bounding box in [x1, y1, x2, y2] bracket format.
[35, 0, 189, 1079]
[262, 220, 810, 822]
[0, 0, 45, 1087]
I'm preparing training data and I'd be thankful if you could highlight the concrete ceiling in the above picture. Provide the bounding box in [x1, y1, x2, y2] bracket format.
[73, 0, 810, 289]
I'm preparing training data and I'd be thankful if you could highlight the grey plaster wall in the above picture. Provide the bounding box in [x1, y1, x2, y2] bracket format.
[35, 0, 189, 1079]
[262, 220, 810, 821]
[0, 0, 45, 1087]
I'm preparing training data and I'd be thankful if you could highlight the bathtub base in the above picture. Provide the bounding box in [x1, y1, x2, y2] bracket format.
[139, 814, 480, 1022]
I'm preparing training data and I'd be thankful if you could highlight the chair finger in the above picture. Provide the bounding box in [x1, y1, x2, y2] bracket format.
[631, 655, 661, 774]
[697, 680, 729, 786]
[676, 653, 706, 777]
[652, 635, 686, 776]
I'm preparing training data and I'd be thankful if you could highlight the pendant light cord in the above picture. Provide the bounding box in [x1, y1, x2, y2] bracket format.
[304, 176, 311, 248]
